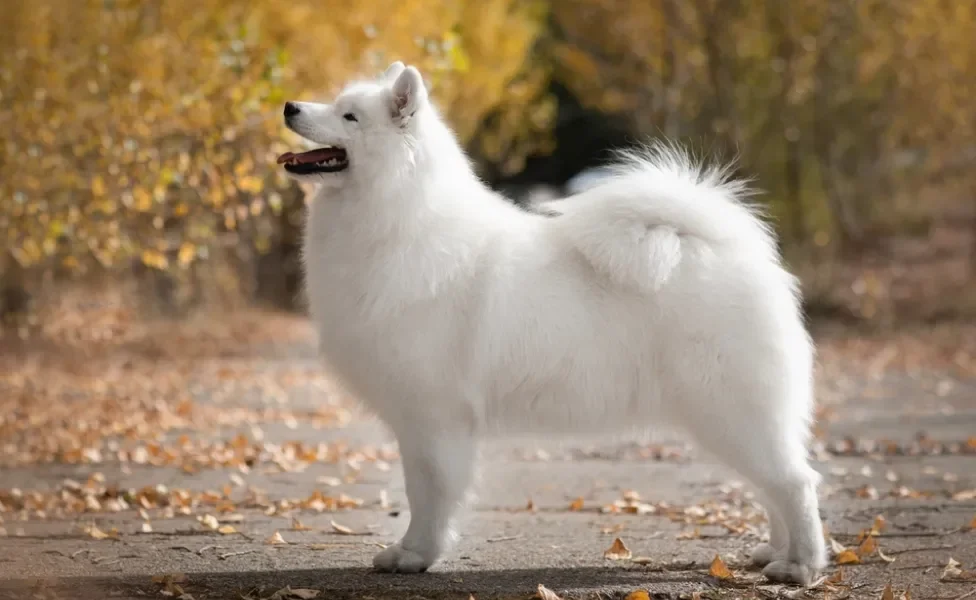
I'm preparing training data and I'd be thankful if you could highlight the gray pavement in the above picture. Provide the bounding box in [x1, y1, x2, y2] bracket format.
[2, 328, 975, 600]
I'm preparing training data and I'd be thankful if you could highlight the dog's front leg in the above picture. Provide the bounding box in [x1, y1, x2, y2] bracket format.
[373, 429, 477, 573]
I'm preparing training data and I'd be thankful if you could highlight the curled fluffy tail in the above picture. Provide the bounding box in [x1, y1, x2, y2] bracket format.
[554, 142, 778, 293]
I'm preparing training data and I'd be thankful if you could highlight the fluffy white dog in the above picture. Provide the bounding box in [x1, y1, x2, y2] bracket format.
[277, 61, 827, 586]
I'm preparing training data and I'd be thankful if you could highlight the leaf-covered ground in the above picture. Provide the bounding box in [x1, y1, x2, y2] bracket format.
[1, 301, 975, 600]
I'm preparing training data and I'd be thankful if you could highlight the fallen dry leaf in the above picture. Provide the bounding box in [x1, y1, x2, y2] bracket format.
[159, 582, 190, 599]
[631, 556, 654, 565]
[624, 591, 650, 600]
[952, 489, 976, 501]
[943, 557, 964, 579]
[622, 502, 656, 515]
[83, 523, 117, 540]
[835, 549, 861, 565]
[940, 557, 976, 581]
[197, 514, 219, 531]
[217, 525, 237, 535]
[141, 522, 153, 533]
[856, 485, 879, 500]
[152, 572, 193, 600]
[708, 555, 734, 580]
[266, 530, 288, 545]
[568, 497, 584, 511]
[268, 586, 320, 600]
[858, 534, 877, 556]
[826, 568, 845, 584]
[291, 518, 313, 531]
[968, 514, 976, 530]
[536, 583, 564, 600]
[603, 537, 632, 560]
[829, 537, 847, 555]
[873, 515, 887, 534]
[330, 520, 360, 535]
[880, 583, 894, 600]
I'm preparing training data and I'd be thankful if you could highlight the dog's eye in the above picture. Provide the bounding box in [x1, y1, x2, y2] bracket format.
[343, 113, 358, 122]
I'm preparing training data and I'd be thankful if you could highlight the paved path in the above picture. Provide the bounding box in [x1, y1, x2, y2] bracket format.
[1, 315, 975, 599]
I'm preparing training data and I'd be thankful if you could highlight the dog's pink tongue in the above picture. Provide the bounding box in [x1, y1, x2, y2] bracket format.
[276, 152, 296, 165]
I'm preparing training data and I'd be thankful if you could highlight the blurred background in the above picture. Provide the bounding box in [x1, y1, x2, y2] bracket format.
[2, 0, 976, 334]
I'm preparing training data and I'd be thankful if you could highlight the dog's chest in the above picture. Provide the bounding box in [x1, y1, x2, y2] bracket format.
[302, 230, 469, 400]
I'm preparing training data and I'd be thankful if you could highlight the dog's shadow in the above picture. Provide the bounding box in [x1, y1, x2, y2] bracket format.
[6, 565, 745, 599]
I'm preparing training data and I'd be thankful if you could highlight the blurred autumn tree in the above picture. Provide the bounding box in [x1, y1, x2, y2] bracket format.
[0, 0, 552, 313]
[3, 0, 976, 324]
[549, 0, 976, 249]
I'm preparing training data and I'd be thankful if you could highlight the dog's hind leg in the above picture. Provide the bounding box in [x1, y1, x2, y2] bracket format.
[751, 461, 825, 586]
[372, 428, 477, 573]
[677, 390, 826, 586]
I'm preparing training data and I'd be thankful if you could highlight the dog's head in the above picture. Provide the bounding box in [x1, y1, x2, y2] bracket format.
[277, 62, 428, 187]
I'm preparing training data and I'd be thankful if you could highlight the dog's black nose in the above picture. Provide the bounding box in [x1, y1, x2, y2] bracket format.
[283, 102, 300, 118]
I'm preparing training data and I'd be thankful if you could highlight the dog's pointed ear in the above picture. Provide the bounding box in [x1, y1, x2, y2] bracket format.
[388, 66, 427, 126]
[381, 61, 406, 82]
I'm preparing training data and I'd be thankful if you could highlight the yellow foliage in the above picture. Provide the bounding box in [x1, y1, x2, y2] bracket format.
[1, 0, 552, 274]
[549, 0, 976, 243]
[5, 0, 975, 276]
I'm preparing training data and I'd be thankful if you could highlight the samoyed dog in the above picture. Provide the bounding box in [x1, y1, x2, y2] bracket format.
[278, 62, 827, 586]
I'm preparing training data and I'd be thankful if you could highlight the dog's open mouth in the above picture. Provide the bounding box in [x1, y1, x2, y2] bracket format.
[276, 146, 349, 174]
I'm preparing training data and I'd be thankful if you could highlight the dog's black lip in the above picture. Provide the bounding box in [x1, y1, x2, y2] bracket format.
[283, 160, 349, 174]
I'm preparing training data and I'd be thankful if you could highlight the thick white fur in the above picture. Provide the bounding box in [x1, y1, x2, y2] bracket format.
[285, 62, 827, 585]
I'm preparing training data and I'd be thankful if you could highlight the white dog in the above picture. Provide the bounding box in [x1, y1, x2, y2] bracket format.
[278, 62, 827, 586]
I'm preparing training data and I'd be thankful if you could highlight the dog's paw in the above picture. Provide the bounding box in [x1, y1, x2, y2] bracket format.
[372, 542, 432, 573]
[761, 560, 819, 587]
[749, 543, 784, 567]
